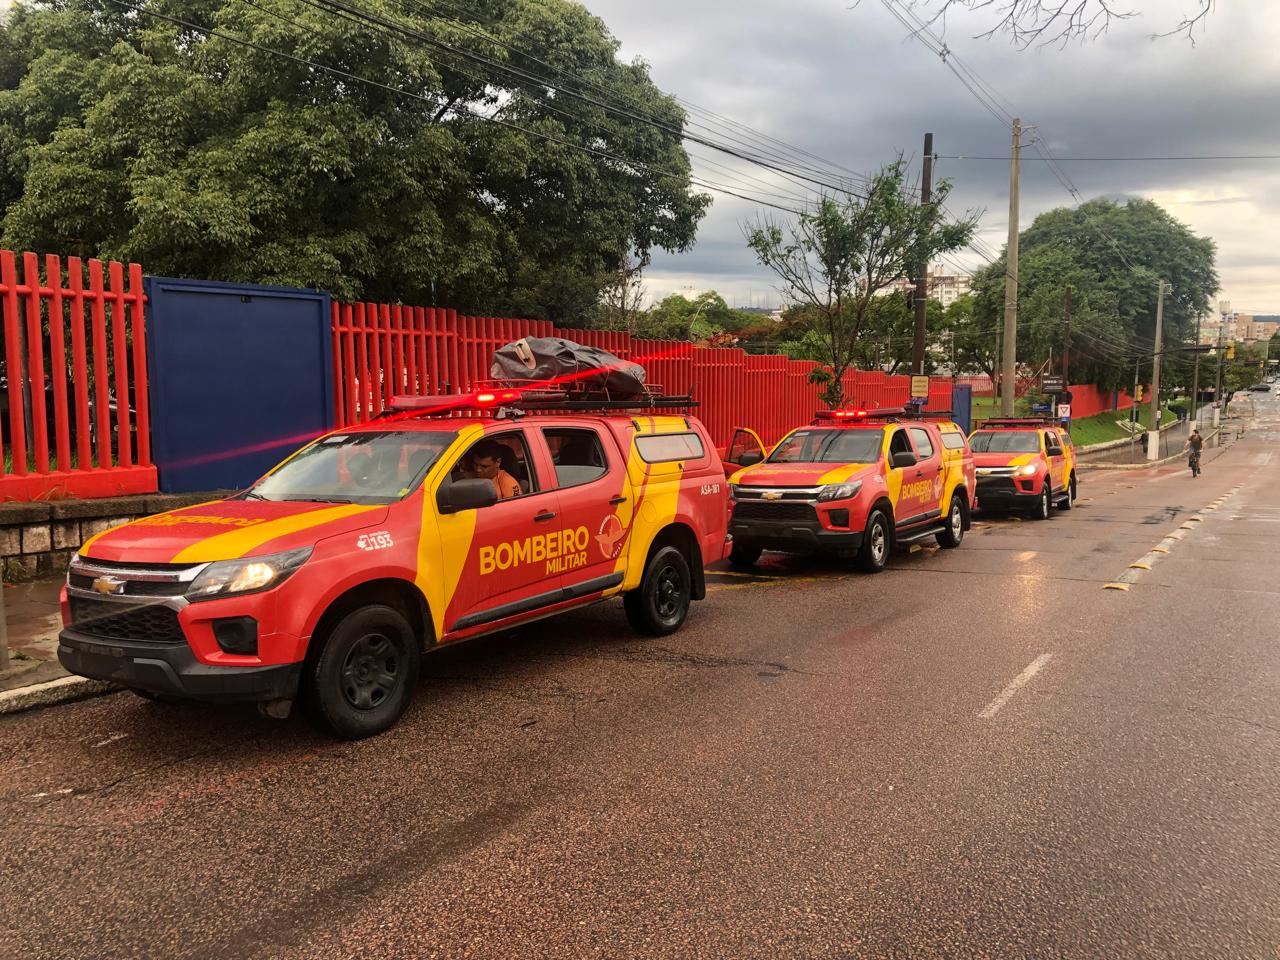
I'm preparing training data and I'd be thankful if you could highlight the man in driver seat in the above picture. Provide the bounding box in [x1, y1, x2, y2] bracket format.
[466, 440, 521, 500]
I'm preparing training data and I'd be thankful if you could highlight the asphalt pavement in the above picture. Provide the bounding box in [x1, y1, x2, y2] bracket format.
[3, 400, 1280, 959]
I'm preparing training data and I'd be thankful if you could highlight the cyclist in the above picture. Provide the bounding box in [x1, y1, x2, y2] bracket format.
[1183, 429, 1204, 478]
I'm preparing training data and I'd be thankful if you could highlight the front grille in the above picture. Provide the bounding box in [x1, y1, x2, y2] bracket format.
[68, 597, 186, 645]
[976, 477, 1017, 494]
[733, 501, 818, 523]
[68, 574, 187, 597]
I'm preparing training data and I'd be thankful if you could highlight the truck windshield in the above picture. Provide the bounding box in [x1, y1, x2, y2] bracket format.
[247, 430, 456, 504]
[969, 431, 1041, 454]
[768, 428, 884, 464]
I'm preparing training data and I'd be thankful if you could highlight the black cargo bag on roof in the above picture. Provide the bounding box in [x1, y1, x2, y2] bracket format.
[490, 337, 647, 397]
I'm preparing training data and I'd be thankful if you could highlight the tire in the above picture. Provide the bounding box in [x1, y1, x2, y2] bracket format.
[728, 541, 762, 569]
[1031, 484, 1052, 521]
[856, 509, 891, 573]
[303, 604, 420, 740]
[624, 545, 693, 637]
[936, 494, 965, 549]
[1060, 473, 1076, 510]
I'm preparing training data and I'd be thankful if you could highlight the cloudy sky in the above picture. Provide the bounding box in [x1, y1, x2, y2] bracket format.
[581, 0, 1280, 314]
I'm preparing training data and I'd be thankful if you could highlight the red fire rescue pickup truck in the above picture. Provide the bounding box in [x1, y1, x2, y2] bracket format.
[725, 408, 976, 572]
[58, 388, 730, 738]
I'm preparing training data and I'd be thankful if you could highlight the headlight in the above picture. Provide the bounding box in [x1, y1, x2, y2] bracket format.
[1017, 464, 1038, 476]
[187, 547, 313, 601]
[817, 480, 863, 502]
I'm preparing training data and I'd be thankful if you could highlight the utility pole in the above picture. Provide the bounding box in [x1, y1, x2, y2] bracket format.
[1191, 312, 1202, 428]
[1215, 326, 1225, 424]
[912, 132, 934, 376]
[1147, 280, 1168, 461]
[1062, 287, 1071, 383]
[1000, 118, 1022, 417]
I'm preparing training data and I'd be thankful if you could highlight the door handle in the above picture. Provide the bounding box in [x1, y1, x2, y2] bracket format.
[914, 470, 925, 477]
[534, 511, 557, 522]
[608, 496, 626, 505]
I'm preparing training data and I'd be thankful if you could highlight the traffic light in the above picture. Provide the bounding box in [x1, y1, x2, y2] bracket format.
[1227, 341, 1236, 360]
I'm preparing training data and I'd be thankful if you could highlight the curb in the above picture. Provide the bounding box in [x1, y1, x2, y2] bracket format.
[0, 675, 120, 717]
[1079, 428, 1223, 471]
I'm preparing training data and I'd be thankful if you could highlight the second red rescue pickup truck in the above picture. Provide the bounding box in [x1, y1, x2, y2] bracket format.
[725, 407, 976, 572]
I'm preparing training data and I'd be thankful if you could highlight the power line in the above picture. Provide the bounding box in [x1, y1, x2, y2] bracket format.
[937, 154, 1280, 162]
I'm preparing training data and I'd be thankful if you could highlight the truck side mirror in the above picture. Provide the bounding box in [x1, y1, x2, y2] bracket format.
[437, 478, 497, 514]
[1046, 445, 1064, 457]
[734, 451, 763, 468]
[890, 451, 917, 469]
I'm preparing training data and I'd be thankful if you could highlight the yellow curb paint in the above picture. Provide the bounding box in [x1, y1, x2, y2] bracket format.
[1151, 546, 1171, 554]
[1129, 562, 1152, 570]
[1103, 583, 1131, 591]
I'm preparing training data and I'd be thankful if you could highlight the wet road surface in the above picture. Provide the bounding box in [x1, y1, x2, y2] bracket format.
[3, 403, 1280, 959]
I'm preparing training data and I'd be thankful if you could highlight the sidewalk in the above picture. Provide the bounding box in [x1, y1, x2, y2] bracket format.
[2, 577, 68, 687]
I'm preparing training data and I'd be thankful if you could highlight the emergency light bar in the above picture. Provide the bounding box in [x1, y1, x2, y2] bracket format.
[389, 390, 523, 414]
[813, 406, 954, 423]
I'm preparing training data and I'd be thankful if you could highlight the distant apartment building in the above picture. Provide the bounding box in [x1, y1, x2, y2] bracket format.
[1197, 303, 1278, 345]
[884, 263, 972, 308]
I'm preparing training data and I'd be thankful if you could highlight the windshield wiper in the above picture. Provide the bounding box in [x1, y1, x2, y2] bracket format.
[281, 495, 356, 504]
[242, 491, 272, 501]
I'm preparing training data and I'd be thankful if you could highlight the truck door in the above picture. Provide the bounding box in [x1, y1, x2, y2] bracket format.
[725, 427, 766, 472]
[539, 424, 628, 598]
[1044, 429, 1066, 493]
[908, 426, 946, 521]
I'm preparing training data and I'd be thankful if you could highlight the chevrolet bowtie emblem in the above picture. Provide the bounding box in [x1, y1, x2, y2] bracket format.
[92, 575, 126, 596]
[762, 491, 782, 501]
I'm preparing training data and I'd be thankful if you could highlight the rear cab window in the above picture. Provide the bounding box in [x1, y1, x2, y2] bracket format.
[940, 430, 967, 451]
[542, 427, 611, 488]
[908, 427, 935, 459]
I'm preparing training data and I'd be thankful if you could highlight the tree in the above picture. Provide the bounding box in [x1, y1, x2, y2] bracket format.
[636, 290, 753, 341]
[917, 0, 1215, 46]
[968, 198, 1218, 392]
[596, 252, 647, 333]
[745, 158, 974, 406]
[0, 0, 709, 321]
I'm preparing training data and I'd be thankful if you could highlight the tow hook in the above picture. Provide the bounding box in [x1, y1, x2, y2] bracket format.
[257, 699, 293, 720]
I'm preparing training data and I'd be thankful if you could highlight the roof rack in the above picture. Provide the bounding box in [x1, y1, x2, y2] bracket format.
[977, 416, 1064, 428]
[383, 383, 697, 420]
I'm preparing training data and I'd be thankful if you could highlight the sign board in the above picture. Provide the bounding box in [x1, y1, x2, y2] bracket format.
[1041, 375, 1065, 392]
[1030, 403, 1052, 414]
[1057, 404, 1071, 419]
[910, 375, 930, 400]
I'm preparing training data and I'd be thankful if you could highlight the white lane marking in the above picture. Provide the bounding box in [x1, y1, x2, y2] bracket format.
[979, 653, 1054, 719]
[26, 788, 73, 801]
[93, 733, 128, 748]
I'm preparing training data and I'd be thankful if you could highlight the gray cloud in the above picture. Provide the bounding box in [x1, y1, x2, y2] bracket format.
[583, 0, 1280, 312]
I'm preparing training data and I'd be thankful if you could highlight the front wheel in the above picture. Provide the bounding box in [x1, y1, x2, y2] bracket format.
[1031, 484, 1052, 521]
[856, 509, 891, 573]
[624, 545, 692, 637]
[304, 604, 420, 740]
[936, 495, 965, 548]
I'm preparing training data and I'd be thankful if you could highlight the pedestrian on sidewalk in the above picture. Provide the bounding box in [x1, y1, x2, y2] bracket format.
[1184, 429, 1203, 478]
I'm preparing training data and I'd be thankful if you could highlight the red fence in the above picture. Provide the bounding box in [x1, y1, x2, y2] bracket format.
[331, 303, 953, 450]
[0, 250, 155, 502]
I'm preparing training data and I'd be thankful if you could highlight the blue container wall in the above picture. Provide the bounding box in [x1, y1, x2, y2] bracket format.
[144, 278, 333, 493]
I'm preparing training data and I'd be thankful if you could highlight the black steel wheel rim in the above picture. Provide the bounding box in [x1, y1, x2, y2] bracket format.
[340, 631, 401, 711]
[654, 565, 684, 620]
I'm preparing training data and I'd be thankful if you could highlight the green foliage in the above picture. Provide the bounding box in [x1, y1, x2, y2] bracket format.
[744, 158, 974, 406]
[966, 198, 1218, 391]
[0, 0, 708, 321]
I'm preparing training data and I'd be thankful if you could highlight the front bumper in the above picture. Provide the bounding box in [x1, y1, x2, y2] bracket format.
[976, 476, 1043, 510]
[58, 629, 301, 702]
[729, 515, 863, 555]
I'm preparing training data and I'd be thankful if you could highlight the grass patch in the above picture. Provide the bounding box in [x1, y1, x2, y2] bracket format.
[1065, 405, 1179, 447]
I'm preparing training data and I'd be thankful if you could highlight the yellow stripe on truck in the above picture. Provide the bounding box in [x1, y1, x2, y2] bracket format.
[171, 504, 380, 563]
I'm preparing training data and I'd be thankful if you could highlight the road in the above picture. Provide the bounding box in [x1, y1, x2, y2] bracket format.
[4, 401, 1280, 959]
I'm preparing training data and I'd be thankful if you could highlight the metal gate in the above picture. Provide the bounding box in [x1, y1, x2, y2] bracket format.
[144, 277, 333, 493]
